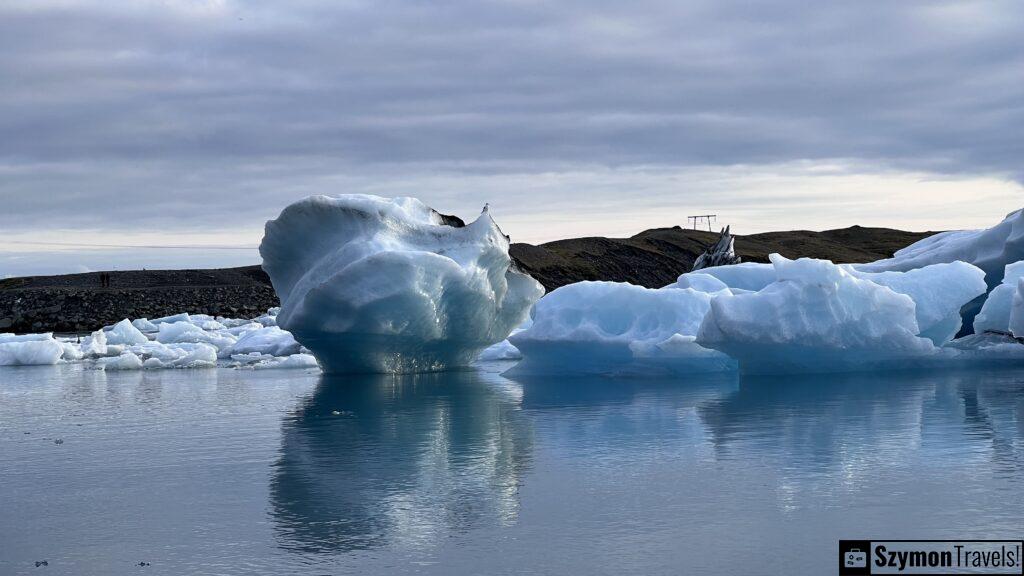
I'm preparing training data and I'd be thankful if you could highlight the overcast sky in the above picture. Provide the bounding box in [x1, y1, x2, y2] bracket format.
[2, 0, 1023, 276]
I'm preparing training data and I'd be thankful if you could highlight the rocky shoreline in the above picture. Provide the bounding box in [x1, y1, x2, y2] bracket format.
[0, 266, 278, 334]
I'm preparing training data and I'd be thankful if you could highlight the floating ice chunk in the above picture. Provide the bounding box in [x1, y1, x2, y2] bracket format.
[150, 312, 191, 325]
[128, 341, 183, 363]
[132, 318, 159, 332]
[697, 254, 938, 374]
[260, 195, 543, 373]
[0, 332, 55, 343]
[229, 352, 276, 366]
[167, 343, 218, 368]
[96, 351, 144, 370]
[0, 338, 64, 366]
[156, 321, 236, 350]
[59, 341, 84, 361]
[105, 319, 150, 346]
[130, 342, 218, 368]
[253, 308, 279, 327]
[198, 320, 226, 331]
[973, 262, 1024, 334]
[80, 330, 108, 357]
[221, 322, 265, 337]
[846, 261, 987, 345]
[247, 353, 320, 370]
[104, 344, 125, 356]
[859, 209, 1024, 284]
[217, 317, 253, 329]
[227, 326, 301, 357]
[510, 281, 734, 375]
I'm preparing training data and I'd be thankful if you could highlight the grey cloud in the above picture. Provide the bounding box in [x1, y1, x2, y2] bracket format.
[0, 0, 1022, 236]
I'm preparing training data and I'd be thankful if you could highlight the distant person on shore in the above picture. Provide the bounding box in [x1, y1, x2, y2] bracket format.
[99, 272, 109, 288]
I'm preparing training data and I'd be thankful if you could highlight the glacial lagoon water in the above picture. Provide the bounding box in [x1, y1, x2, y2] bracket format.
[2, 362, 1023, 575]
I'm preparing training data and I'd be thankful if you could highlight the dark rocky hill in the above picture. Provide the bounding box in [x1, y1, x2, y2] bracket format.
[510, 225, 934, 291]
[1, 226, 934, 333]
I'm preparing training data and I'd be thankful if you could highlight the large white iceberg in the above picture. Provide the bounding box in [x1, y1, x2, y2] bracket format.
[259, 195, 544, 373]
[510, 281, 736, 375]
[694, 255, 991, 374]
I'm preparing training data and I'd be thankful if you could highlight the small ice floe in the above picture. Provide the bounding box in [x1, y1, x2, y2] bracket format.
[0, 333, 65, 366]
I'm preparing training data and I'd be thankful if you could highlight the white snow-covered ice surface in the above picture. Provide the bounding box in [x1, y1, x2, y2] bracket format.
[5, 201, 1024, 376]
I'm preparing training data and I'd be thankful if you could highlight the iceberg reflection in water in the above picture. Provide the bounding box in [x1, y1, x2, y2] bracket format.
[1, 364, 1023, 574]
[269, 370, 533, 554]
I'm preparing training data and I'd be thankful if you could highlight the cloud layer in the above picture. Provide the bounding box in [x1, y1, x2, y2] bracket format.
[1, 0, 1022, 271]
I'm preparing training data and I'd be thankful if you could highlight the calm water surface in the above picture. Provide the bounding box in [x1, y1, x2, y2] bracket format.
[2, 363, 1023, 575]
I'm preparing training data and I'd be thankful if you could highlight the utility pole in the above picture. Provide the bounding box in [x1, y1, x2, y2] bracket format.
[687, 214, 717, 232]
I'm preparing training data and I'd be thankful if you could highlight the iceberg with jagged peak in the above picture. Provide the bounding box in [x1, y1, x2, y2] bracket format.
[260, 195, 544, 373]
